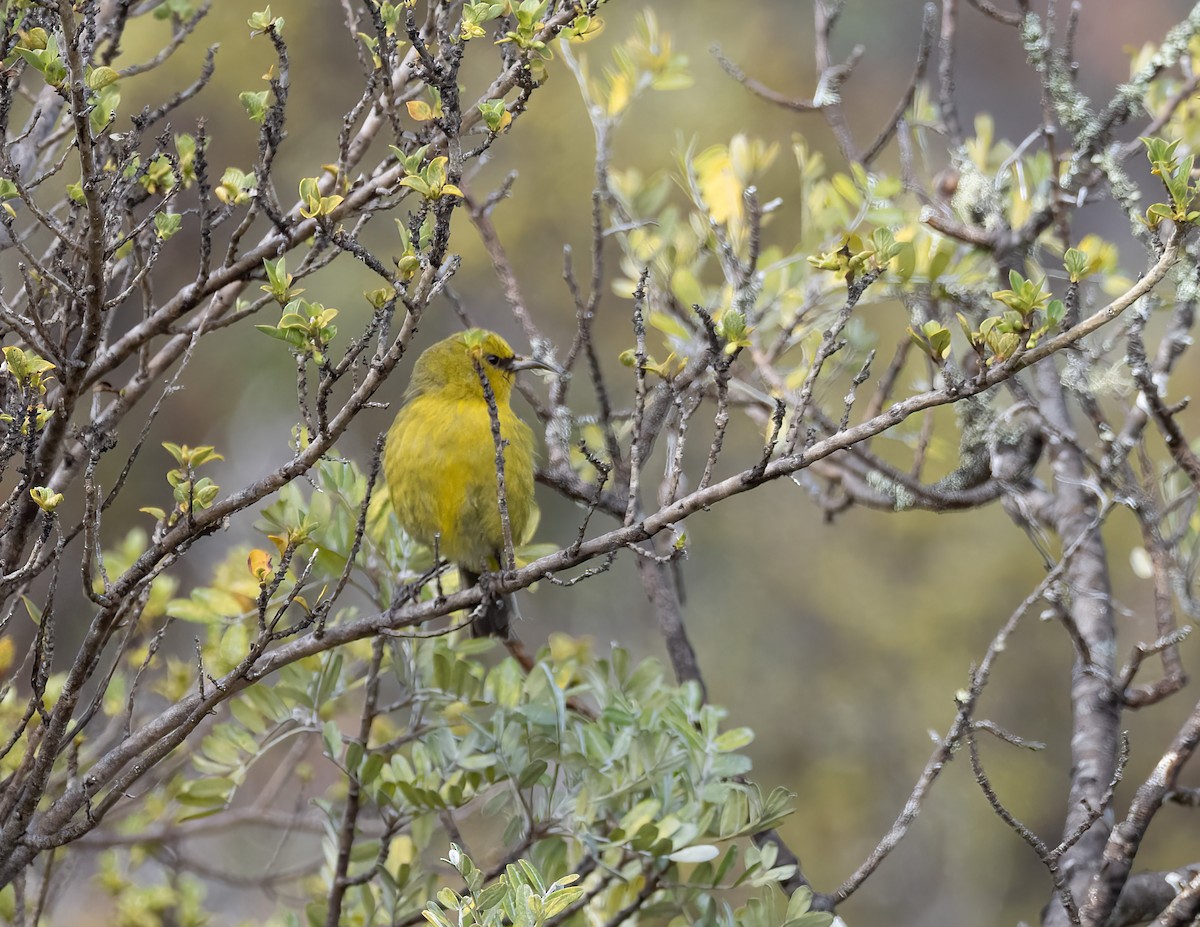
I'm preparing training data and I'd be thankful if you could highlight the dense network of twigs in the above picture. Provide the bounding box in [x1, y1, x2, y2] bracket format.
[2, 1, 1200, 925]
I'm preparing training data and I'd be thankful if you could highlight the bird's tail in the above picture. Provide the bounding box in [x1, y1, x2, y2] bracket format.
[460, 568, 517, 639]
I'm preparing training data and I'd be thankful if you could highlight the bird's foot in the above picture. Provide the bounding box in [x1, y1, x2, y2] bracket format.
[471, 569, 515, 640]
[474, 568, 505, 606]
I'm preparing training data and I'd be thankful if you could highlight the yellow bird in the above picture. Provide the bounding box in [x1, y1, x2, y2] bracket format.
[384, 329, 553, 637]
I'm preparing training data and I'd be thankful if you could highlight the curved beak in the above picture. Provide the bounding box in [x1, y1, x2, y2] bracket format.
[510, 354, 565, 377]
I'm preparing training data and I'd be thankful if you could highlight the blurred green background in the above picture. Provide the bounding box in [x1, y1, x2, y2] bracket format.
[70, 1, 1200, 924]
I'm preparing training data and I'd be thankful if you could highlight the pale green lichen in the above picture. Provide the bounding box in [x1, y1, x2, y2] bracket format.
[951, 165, 1004, 232]
[1061, 354, 1133, 398]
[866, 469, 915, 512]
[1172, 264, 1200, 306]
[1023, 4, 1200, 210]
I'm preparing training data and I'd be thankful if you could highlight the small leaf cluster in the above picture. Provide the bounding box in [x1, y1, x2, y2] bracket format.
[1142, 135, 1200, 227]
[239, 88, 270, 123]
[28, 486, 63, 513]
[215, 166, 256, 205]
[358, 4, 407, 67]
[0, 177, 16, 217]
[393, 214, 436, 284]
[259, 256, 304, 305]
[11, 28, 66, 91]
[399, 155, 463, 200]
[298, 175, 345, 219]
[94, 852, 208, 927]
[496, 0, 551, 60]
[88, 65, 122, 134]
[27, 485, 62, 513]
[479, 98, 513, 133]
[907, 320, 952, 362]
[406, 89, 445, 123]
[563, 12, 604, 43]
[140, 443, 223, 526]
[390, 145, 463, 203]
[957, 269, 1065, 364]
[719, 309, 753, 354]
[255, 298, 340, 364]
[597, 10, 690, 117]
[460, 1, 507, 41]
[247, 6, 284, 36]
[618, 346, 686, 379]
[154, 212, 182, 240]
[257, 454, 398, 592]
[424, 848, 584, 927]
[2, 346, 56, 395]
[153, 0, 197, 19]
[808, 228, 904, 283]
[118, 151, 182, 197]
[1, 346, 56, 432]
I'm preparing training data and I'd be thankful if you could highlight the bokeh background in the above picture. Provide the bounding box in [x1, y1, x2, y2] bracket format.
[65, 1, 1200, 924]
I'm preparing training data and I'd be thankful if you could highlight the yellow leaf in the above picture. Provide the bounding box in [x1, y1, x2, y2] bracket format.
[606, 72, 632, 116]
[386, 836, 416, 876]
[693, 145, 741, 224]
[830, 172, 861, 206]
[247, 548, 274, 581]
[406, 100, 434, 121]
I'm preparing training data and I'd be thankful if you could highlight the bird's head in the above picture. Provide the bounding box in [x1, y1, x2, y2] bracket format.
[408, 329, 557, 404]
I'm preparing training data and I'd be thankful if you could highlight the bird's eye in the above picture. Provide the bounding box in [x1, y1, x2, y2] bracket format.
[485, 354, 501, 366]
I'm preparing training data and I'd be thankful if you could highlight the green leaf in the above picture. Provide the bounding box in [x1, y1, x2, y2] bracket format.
[830, 172, 861, 206]
[345, 740, 363, 775]
[230, 696, 268, 734]
[29, 486, 63, 513]
[240, 90, 270, 123]
[154, 212, 182, 241]
[712, 726, 754, 752]
[421, 905, 454, 927]
[248, 6, 284, 35]
[165, 587, 246, 623]
[21, 596, 43, 626]
[1063, 247, 1089, 282]
[517, 759, 548, 789]
[176, 776, 234, 806]
[87, 66, 120, 91]
[475, 881, 508, 911]
[908, 320, 952, 362]
[540, 887, 585, 918]
[322, 720, 342, 760]
[479, 99, 512, 132]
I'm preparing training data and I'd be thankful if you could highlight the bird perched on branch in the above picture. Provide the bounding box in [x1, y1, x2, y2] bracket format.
[384, 328, 554, 638]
